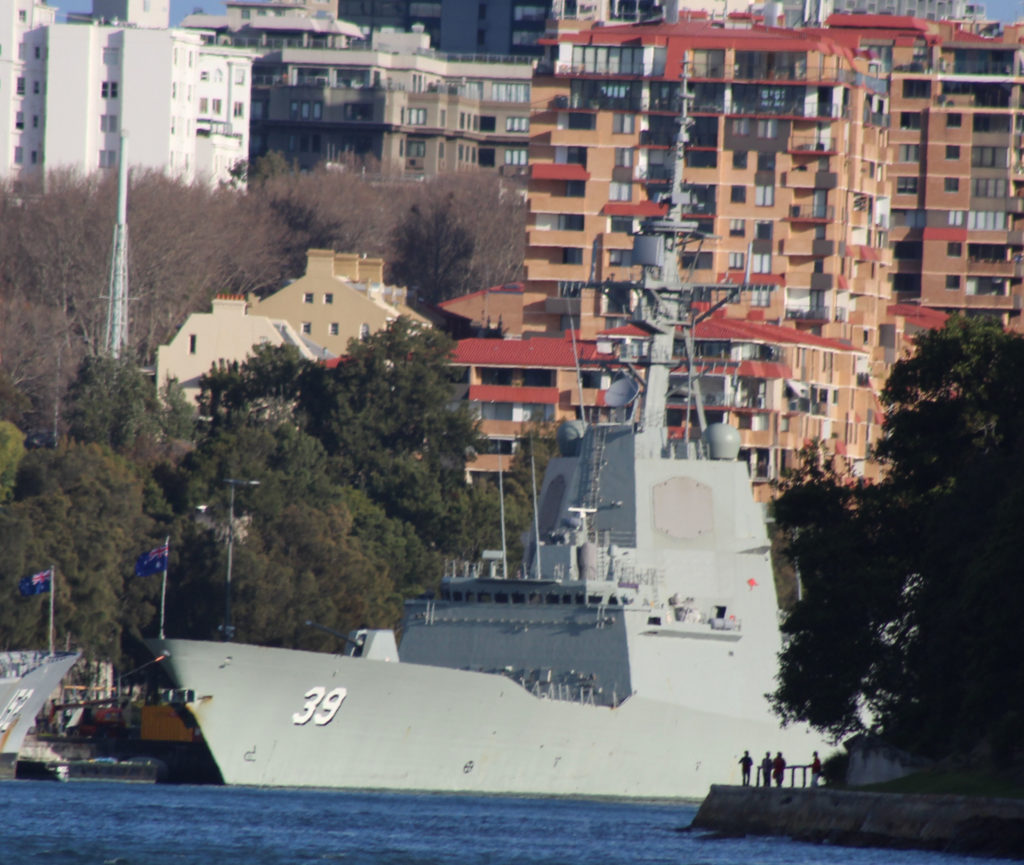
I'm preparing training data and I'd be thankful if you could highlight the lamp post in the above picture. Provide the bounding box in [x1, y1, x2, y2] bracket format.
[223, 478, 259, 641]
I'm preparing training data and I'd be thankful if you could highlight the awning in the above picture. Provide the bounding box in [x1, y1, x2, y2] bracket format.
[601, 201, 668, 218]
[531, 163, 590, 182]
[922, 226, 968, 241]
[738, 361, 792, 379]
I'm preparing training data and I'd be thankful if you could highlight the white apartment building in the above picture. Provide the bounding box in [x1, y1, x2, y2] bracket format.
[1, 3, 252, 186]
[195, 46, 253, 183]
[44, 25, 204, 182]
[0, 1, 57, 180]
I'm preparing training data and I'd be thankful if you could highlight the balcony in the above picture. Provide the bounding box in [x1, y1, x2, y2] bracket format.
[783, 170, 838, 190]
[781, 237, 834, 257]
[788, 135, 836, 154]
[787, 204, 834, 222]
[785, 306, 830, 322]
[966, 258, 1015, 277]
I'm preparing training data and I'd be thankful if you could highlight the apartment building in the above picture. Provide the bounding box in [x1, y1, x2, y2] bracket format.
[827, 15, 1024, 331]
[509, 17, 902, 480]
[0, 1, 58, 181]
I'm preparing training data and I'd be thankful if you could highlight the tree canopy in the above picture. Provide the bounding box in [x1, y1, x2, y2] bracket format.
[771, 316, 1024, 761]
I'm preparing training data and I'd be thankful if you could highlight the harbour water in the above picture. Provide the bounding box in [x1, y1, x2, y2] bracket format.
[0, 782, 995, 865]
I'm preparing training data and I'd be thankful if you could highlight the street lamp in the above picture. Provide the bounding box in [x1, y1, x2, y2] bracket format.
[223, 478, 260, 641]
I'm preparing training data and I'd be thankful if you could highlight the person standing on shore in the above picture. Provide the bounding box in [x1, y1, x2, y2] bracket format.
[739, 750, 753, 786]
[761, 752, 772, 787]
[810, 751, 822, 787]
[772, 752, 786, 788]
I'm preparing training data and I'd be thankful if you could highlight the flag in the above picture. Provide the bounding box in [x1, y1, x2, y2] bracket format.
[19, 568, 52, 597]
[135, 543, 169, 577]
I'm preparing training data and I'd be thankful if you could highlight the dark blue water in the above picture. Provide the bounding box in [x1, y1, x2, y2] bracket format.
[0, 782, 992, 865]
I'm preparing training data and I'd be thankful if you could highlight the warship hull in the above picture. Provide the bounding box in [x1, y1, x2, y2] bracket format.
[153, 638, 822, 799]
[0, 652, 80, 779]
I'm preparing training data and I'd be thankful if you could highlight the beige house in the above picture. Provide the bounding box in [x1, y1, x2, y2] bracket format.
[156, 294, 321, 405]
[248, 249, 428, 356]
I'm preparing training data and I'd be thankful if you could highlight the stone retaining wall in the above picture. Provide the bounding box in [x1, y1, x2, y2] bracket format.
[691, 785, 1024, 858]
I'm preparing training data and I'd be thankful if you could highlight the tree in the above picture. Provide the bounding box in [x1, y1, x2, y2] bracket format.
[389, 191, 475, 304]
[771, 317, 1024, 759]
[0, 420, 25, 503]
[65, 354, 161, 452]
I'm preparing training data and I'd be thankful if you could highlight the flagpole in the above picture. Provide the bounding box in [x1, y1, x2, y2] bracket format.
[49, 564, 55, 656]
[159, 535, 169, 640]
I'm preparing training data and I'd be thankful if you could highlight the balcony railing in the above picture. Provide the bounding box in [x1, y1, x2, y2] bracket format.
[788, 205, 834, 221]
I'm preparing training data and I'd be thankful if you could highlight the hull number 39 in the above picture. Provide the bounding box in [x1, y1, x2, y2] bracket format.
[292, 686, 347, 726]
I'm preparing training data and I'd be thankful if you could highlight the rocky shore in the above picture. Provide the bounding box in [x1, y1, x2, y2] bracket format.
[691, 785, 1024, 859]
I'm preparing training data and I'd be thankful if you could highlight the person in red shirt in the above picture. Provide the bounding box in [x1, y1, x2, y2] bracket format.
[811, 751, 822, 787]
[772, 752, 786, 787]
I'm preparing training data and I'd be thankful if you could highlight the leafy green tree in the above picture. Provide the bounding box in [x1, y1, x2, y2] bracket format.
[65, 355, 161, 452]
[0, 420, 25, 503]
[3, 442, 153, 659]
[299, 318, 486, 553]
[771, 317, 1024, 759]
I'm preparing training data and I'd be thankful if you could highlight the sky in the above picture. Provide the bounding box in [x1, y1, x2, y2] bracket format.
[46, 0, 1024, 26]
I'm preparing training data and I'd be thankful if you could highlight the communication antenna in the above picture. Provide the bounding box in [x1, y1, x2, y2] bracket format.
[104, 132, 129, 358]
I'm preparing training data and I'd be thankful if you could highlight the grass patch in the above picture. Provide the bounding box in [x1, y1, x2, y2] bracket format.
[858, 769, 1024, 799]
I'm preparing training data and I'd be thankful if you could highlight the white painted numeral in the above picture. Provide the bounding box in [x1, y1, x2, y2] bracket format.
[0, 688, 33, 733]
[292, 686, 325, 725]
[292, 686, 347, 726]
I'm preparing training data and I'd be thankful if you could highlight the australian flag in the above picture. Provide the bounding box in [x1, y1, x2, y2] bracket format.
[19, 568, 52, 597]
[135, 543, 169, 577]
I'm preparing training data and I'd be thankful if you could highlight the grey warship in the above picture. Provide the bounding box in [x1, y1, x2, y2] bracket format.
[151, 53, 829, 797]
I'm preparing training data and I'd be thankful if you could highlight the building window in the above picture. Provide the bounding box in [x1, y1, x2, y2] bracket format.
[971, 147, 1007, 168]
[407, 140, 426, 158]
[557, 214, 585, 231]
[756, 151, 775, 172]
[610, 216, 633, 233]
[944, 177, 959, 193]
[756, 119, 777, 138]
[491, 82, 530, 103]
[609, 182, 631, 201]
[728, 251, 745, 270]
[504, 148, 527, 165]
[189, 335, 197, 354]
[14, 147, 23, 165]
[199, 97, 209, 114]
[755, 221, 773, 240]
[16, 78, 26, 95]
[324, 293, 333, 304]
[100, 80, 119, 99]
[301, 322, 312, 334]
[947, 242, 962, 257]
[897, 144, 920, 162]
[506, 116, 529, 132]
[948, 210, 965, 226]
[752, 253, 772, 273]
[303, 293, 314, 303]
[15, 112, 24, 130]
[754, 184, 774, 206]
[612, 113, 635, 134]
[212, 98, 222, 115]
[614, 147, 633, 168]
[99, 150, 117, 168]
[566, 180, 586, 197]
[732, 150, 748, 169]
[100, 114, 118, 133]
[360, 323, 371, 339]
[946, 113, 962, 128]
[899, 111, 922, 130]
[562, 248, 583, 264]
[608, 249, 632, 266]
[946, 144, 960, 159]
[896, 177, 918, 195]
[329, 323, 339, 335]
[407, 107, 427, 125]
[945, 275, 960, 290]
[731, 185, 746, 203]
[233, 102, 245, 118]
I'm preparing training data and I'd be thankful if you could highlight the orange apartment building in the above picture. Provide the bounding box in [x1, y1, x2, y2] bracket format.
[505, 16, 897, 487]
[826, 15, 1024, 330]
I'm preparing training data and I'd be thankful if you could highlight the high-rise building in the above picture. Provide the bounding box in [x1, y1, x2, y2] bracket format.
[828, 14, 1024, 331]
[518, 17, 898, 484]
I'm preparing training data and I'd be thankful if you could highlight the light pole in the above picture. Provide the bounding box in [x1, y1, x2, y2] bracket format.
[223, 478, 259, 641]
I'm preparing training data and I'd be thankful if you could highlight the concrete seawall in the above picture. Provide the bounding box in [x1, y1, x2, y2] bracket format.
[691, 785, 1024, 858]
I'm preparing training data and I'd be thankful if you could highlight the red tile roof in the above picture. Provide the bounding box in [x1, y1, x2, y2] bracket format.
[737, 360, 792, 379]
[887, 304, 949, 331]
[599, 323, 651, 337]
[438, 283, 524, 310]
[469, 385, 559, 404]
